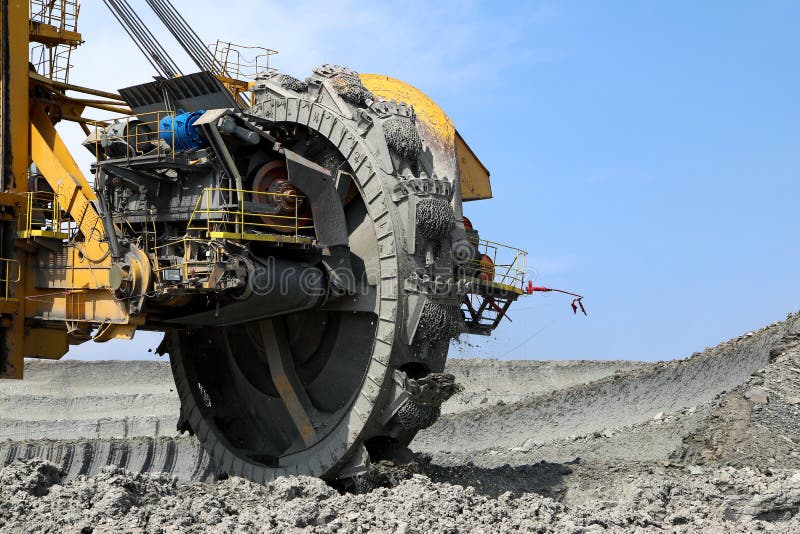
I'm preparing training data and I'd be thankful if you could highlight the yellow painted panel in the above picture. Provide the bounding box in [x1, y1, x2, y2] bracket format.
[0, 0, 31, 379]
[94, 322, 137, 343]
[30, 104, 112, 271]
[361, 74, 455, 148]
[360, 74, 492, 201]
[29, 22, 82, 47]
[25, 287, 129, 324]
[18, 230, 69, 239]
[455, 132, 493, 201]
[23, 327, 68, 360]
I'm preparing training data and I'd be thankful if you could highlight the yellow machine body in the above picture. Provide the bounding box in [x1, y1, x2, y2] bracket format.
[0, 4, 503, 381]
[0, 0, 544, 486]
[360, 74, 493, 201]
[0, 1, 134, 378]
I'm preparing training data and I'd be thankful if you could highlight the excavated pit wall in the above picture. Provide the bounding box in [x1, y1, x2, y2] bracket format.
[441, 359, 646, 414]
[415, 314, 800, 454]
[0, 360, 178, 442]
[0, 357, 643, 441]
[1, 313, 798, 482]
[0, 356, 640, 481]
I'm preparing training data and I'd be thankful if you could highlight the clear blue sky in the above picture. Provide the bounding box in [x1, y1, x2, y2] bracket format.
[63, 0, 800, 361]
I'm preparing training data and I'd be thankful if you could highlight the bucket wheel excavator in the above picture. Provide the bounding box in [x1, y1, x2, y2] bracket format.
[0, 1, 546, 484]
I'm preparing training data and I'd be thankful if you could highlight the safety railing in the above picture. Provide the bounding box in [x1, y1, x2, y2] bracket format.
[463, 238, 528, 292]
[209, 40, 278, 82]
[152, 237, 213, 283]
[187, 188, 314, 244]
[30, 42, 74, 83]
[0, 259, 21, 301]
[18, 191, 69, 240]
[29, 0, 80, 83]
[88, 111, 179, 162]
[30, 0, 79, 29]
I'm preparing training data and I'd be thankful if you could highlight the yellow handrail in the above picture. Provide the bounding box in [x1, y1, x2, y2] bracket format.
[152, 237, 214, 282]
[186, 187, 314, 242]
[29, 0, 80, 83]
[0, 258, 22, 301]
[19, 191, 68, 239]
[88, 111, 177, 162]
[149, 188, 315, 285]
[465, 237, 528, 290]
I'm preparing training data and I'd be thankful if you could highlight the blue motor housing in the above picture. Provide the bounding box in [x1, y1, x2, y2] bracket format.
[159, 110, 206, 152]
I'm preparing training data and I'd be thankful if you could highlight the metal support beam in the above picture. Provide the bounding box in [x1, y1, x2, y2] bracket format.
[30, 103, 112, 268]
[1, 0, 31, 379]
[29, 21, 82, 47]
[259, 319, 318, 447]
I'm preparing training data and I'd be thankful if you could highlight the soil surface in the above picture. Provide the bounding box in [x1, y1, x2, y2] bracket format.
[2, 312, 800, 532]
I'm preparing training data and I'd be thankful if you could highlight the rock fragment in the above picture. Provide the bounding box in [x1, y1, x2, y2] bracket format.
[744, 388, 769, 404]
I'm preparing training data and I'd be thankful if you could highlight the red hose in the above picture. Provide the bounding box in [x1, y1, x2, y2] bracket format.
[525, 281, 587, 315]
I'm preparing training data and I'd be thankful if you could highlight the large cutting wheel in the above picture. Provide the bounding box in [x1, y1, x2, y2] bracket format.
[167, 194, 394, 481]
[166, 67, 460, 483]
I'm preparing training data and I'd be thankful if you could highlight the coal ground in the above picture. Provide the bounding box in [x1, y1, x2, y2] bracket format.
[2, 312, 800, 532]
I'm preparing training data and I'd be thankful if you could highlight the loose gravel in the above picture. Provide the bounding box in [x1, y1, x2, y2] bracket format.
[2, 312, 800, 532]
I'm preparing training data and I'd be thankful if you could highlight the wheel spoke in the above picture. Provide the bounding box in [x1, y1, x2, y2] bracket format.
[259, 319, 318, 447]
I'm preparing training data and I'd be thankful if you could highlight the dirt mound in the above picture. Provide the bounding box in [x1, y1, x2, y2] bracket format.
[417, 313, 800, 457]
[2, 312, 800, 531]
[2, 458, 798, 533]
[442, 358, 646, 414]
[673, 330, 800, 468]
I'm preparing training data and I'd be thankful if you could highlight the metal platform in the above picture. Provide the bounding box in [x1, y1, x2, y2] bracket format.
[207, 231, 314, 245]
[460, 239, 528, 336]
[18, 230, 69, 240]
